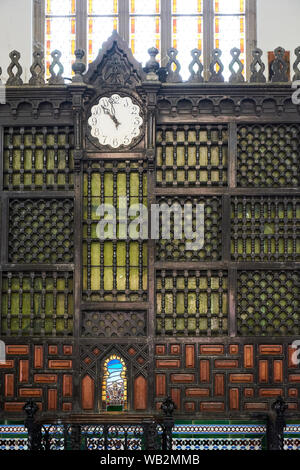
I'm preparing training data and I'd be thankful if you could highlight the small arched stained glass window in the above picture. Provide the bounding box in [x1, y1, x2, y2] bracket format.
[102, 355, 127, 411]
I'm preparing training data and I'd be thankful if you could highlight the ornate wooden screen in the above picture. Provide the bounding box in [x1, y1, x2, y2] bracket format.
[0, 33, 299, 419]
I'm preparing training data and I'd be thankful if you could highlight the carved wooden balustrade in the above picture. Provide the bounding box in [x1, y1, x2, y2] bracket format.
[0, 31, 299, 426]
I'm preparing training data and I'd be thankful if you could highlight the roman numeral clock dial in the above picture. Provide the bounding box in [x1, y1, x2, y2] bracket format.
[88, 94, 143, 149]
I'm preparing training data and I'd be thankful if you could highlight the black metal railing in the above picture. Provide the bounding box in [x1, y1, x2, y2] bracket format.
[23, 396, 175, 451]
[23, 396, 290, 451]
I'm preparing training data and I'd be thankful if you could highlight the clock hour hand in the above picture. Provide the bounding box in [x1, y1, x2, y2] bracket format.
[101, 104, 121, 129]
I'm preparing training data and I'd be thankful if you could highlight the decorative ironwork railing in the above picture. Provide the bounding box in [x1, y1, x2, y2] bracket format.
[21, 396, 290, 451]
[1, 45, 300, 85]
[23, 397, 175, 451]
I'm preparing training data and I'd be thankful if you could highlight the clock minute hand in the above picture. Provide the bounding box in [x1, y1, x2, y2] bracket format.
[109, 103, 121, 129]
[101, 104, 121, 129]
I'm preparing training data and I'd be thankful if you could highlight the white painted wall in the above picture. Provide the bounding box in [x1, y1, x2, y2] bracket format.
[0, 0, 32, 83]
[0, 1, 299, 83]
[257, 0, 300, 76]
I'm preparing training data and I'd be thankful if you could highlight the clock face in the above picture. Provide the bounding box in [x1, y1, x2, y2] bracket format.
[88, 94, 143, 149]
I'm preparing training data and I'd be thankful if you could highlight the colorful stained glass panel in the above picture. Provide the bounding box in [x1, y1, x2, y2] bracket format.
[88, 0, 118, 15]
[102, 355, 127, 411]
[46, 0, 75, 15]
[45, 17, 75, 79]
[214, 15, 245, 80]
[87, 17, 117, 63]
[172, 16, 203, 80]
[130, 0, 160, 14]
[172, 0, 202, 14]
[130, 16, 160, 64]
[215, 0, 245, 14]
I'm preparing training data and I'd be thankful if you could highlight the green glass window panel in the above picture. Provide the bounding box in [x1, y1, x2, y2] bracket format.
[156, 125, 228, 187]
[1, 272, 73, 336]
[156, 270, 228, 336]
[4, 127, 74, 190]
[83, 160, 147, 302]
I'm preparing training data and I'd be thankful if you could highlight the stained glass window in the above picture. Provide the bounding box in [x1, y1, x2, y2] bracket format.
[214, 0, 246, 80]
[130, 0, 160, 65]
[102, 355, 127, 411]
[87, 0, 118, 64]
[45, 0, 76, 80]
[42, 1, 254, 82]
[172, 0, 203, 80]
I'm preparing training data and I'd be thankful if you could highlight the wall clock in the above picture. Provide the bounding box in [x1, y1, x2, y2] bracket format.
[88, 93, 143, 149]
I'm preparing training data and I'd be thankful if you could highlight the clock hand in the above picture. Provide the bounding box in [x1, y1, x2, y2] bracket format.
[109, 103, 121, 129]
[101, 105, 121, 129]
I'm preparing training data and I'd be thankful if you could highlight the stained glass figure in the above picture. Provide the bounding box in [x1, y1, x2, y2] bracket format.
[102, 355, 127, 411]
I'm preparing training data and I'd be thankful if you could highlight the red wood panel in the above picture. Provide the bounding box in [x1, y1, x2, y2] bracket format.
[259, 345, 282, 355]
[200, 402, 224, 412]
[155, 345, 165, 355]
[134, 375, 147, 410]
[81, 374, 94, 410]
[171, 388, 181, 410]
[19, 388, 42, 397]
[34, 346, 43, 368]
[63, 345, 73, 355]
[214, 360, 238, 368]
[19, 360, 29, 383]
[185, 345, 195, 368]
[5, 374, 14, 397]
[6, 345, 29, 355]
[0, 360, 14, 369]
[244, 345, 254, 368]
[184, 402, 195, 412]
[34, 374, 57, 383]
[214, 374, 224, 396]
[200, 345, 224, 355]
[48, 360, 72, 369]
[289, 374, 300, 382]
[229, 388, 239, 410]
[48, 346, 58, 355]
[230, 373, 253, 383]
[288, 345, 296, 368]
[62, 403, 72, 411]
[62, 375, 73, 397]
[259, 360, 269, 383]
[200, 360, 210, 382]
[155, 374, 166, 397]
[48, 389, 57, 410]
[156, 360, 180, 368]
[185, 388, 209, 397]
[244, 403, 268, 410]
[229, 345, 239, 355]
[259, 389, 283, 397]
[274, 360, 283, 383]
[171, 374, 195, 383]
[170, 345, 180, 355]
